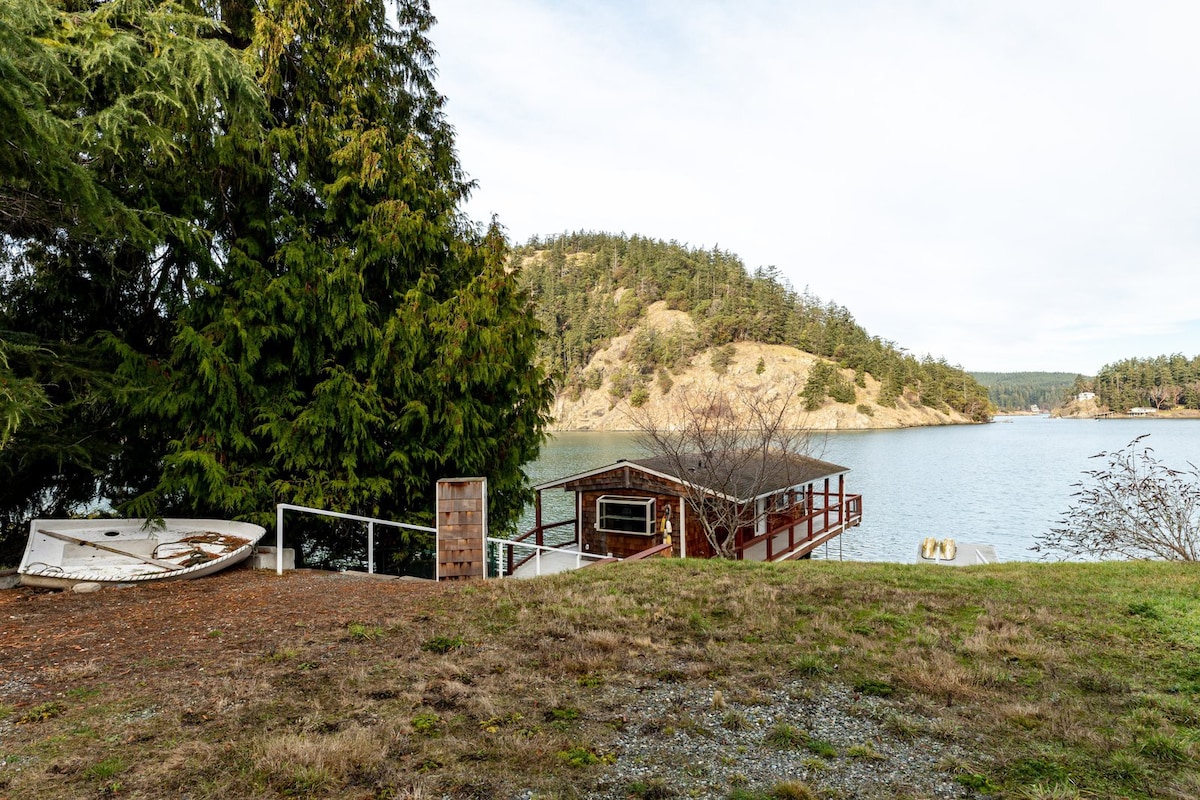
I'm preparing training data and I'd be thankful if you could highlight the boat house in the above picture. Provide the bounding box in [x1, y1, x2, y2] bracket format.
[513, 451, 862, 570]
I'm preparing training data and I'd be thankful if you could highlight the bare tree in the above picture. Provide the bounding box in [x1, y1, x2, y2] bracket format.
[1036, 435, 1200, 561]
[628, 377, 821, 558]
[1147, 383, 1180, 410]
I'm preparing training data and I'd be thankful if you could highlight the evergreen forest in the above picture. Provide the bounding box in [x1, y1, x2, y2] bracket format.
[0, 0, 551, 568]
[1092, 354, 1200, 412]
[970, 372, 1081, 412]
[517, 232, 991, 421]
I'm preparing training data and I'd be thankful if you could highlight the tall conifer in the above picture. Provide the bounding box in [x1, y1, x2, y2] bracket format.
[0, 0, 261, 561]
[129, 0, 552, 551]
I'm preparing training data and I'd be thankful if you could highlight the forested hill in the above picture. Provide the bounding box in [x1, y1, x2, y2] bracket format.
[514, 232, 991, 427]
[1092, 354, 1200, 412]
[970, 372, 1083, 412]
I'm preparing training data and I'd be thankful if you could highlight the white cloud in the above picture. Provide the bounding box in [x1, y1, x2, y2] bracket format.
[432, 0, 1200, 373]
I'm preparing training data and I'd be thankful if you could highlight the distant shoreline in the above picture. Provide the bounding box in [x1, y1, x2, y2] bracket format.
[1053, 407, 1200, 421]
[1093, 413, 1200, 421]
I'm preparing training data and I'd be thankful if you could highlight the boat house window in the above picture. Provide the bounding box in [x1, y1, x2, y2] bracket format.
[768, 487, 805, 512]
[597, 496, 655, 535]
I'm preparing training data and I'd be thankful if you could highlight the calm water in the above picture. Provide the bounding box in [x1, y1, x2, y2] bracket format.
[520, 416, 1200, 562]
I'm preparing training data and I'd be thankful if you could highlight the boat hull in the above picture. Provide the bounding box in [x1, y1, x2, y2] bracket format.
[17, 518, 266, 589]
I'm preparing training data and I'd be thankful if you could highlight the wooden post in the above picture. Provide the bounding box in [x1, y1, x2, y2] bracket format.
[534, 491, 544, 547]
[807, 485, 814, 539]
[436, 478, 487, 581]
[823, 478, 831, 533]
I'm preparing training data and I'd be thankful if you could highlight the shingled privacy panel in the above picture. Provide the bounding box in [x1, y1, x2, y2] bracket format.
[436, 478, 487, 580]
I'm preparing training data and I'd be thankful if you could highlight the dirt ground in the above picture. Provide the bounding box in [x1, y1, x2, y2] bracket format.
[4, 560, 1197, 799]
[0, 567, 440, 709]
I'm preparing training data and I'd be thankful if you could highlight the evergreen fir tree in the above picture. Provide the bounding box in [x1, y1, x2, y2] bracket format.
[124, 0, 551, 562]
[0, 0, 261, 562]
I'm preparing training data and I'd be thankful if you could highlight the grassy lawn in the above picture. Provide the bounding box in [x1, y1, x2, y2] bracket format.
[1, 559, 1198, 798]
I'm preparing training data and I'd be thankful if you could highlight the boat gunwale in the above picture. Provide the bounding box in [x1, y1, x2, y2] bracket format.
[17, 518, 267, 588]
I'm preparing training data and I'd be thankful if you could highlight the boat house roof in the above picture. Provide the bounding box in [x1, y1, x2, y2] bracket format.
[535, 451, 850, 502]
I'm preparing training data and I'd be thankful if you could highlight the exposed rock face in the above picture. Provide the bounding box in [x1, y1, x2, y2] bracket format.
[548, 303, 974, 432]
[1052, 398, 1102, 418]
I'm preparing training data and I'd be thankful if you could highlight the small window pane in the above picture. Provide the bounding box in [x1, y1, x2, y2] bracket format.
[597, 497, 654, 535]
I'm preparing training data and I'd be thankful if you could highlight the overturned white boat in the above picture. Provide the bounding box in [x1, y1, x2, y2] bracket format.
[17, 518, 266, 589]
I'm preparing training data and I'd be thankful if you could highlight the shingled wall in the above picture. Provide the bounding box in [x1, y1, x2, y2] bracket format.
[436, 478, 487, 580]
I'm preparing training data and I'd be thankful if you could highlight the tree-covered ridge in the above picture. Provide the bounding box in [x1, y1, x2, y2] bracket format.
[1092, 354, 1200, 412]
[516, 232, 990, 421]
[970, 372, 1083, 412]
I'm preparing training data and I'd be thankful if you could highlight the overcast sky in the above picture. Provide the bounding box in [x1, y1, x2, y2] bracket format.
[431, 1, 1200, 375]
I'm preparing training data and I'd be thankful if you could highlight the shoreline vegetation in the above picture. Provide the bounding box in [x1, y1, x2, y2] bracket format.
[1054, 397, 1200, 420]
[2, 560, 1197, 799]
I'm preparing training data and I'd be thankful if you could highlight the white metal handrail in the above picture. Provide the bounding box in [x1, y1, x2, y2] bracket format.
[485, 536, 613, 578]
[275, 503, 435, 576]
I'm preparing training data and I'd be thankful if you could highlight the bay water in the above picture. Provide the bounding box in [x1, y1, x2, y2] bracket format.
[521, 415, 1200, 562]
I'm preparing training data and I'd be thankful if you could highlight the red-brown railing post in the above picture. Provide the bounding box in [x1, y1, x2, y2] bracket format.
[807, 490, 814, 539]
[534, 492, 543, 547]
[534, 492, 544, 547]
[823, 478, 831, 534]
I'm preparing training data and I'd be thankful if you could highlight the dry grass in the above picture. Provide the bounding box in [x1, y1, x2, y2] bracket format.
[256, 725, 393, 793]
[1, 559, 1198, 798]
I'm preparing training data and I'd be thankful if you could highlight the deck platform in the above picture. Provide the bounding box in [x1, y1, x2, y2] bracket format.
[917, 542, 998, 566]
[510, 544, 596, 579]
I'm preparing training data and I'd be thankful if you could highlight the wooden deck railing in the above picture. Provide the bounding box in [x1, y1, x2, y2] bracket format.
[734, 493, 862, 562]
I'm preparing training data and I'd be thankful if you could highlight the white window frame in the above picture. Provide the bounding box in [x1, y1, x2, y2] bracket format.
[596, 495, 656, 536]
[757, 487, 807, 536]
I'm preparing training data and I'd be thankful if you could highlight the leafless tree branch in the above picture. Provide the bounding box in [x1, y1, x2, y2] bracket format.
[627, 377, 820, 558]
[1035, 435, 1200, 561]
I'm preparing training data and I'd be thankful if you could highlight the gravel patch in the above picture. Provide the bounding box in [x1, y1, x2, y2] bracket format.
[583, 680, 980, 799]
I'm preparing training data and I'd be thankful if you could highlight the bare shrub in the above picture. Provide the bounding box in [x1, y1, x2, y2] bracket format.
[1037, 435, 1200, 560]
[628, 379, 817, 557]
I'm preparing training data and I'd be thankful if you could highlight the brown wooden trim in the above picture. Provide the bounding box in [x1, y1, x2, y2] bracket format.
[624, 542, 673, 560]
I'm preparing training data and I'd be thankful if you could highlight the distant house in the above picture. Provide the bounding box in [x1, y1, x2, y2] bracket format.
[1130, 407, 1158, 416]
[518, 452, 862, 564]
[1030, 404, 1040, 413]
[1076, 392, 1096, 402]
